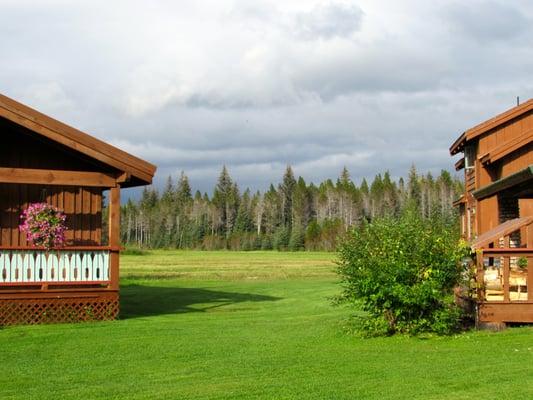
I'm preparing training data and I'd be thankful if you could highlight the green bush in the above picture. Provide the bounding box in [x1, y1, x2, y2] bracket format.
[261, 234, 273, 250]
[337, 209, 470, 336]
[288, 226, 305, 251]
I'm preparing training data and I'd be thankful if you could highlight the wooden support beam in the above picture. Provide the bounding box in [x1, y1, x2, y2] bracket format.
[503, 236, 510, 303]
[108, 186, 121, 291]
[116, 172, 131, 184]
[477, 253, 485, 305]
[0, 167, 117, 187]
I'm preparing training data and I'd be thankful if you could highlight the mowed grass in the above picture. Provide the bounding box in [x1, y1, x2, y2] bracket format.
[1, 251, 533, 399]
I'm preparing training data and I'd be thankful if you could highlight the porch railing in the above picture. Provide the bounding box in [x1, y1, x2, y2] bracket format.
[0, 247, 111, 285]
[478, 248, 533, 302]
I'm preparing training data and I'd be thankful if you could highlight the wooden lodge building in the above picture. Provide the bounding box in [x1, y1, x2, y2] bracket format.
[0, 94, 156, 325]
[451, 100, 533, 325]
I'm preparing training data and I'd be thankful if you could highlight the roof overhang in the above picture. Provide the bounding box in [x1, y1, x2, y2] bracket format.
[454, 157, 465, 171]
[452, 194, 466, 207]
[450, 132, 466, 155]
[450, 99, 533, 156]
[0, 93, 156, 188]
[472, 165, 533, 200]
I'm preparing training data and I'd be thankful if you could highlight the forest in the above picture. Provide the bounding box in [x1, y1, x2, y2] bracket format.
[114, 165, 463, 251]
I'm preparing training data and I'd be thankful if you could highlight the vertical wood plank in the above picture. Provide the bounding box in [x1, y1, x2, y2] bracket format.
[503, 236, 510, 303]
[82, 188, 91, 244]
[109, 186, 121, 290]
[75, 187, 83, 244]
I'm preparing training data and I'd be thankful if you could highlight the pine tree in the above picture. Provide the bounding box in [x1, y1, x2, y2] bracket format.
[280, 166, 296, 228]
[407, 164, 421, 210]
[212, 166, 239, 238]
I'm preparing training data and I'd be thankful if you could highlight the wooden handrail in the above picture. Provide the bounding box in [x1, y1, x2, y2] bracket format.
[0, 246, 121, 251]
[481, 248, 533, 255]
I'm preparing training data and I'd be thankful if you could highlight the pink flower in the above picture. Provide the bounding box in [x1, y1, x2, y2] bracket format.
[19, 203, 67, 251]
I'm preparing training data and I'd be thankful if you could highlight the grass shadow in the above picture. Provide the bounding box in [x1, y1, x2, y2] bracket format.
[120, 284, 281, 319]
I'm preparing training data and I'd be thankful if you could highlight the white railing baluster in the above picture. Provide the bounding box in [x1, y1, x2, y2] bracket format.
[0, 252, 6, 283]
[48, 253, 59, 281]
[94, 252, 102, 280]
[81, 252, 89, 281]
[59, 253, 68, 282]
[0, 249, 110, 285]
[74, 252, 83, 281]
[11, 252, 22, 283]
[103, 252, 110, 280]
[36, 253, 47, 282]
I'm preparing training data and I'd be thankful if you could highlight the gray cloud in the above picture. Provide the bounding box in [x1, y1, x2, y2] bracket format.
[1, 0, 533, 197]
[293, 3, 364, 40]
[446, 1, 529, 43]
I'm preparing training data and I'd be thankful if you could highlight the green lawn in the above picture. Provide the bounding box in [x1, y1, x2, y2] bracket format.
[1, 250, 533, 399]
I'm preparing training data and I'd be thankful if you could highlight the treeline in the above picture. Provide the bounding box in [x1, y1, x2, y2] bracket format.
[118, 165, 463, 251]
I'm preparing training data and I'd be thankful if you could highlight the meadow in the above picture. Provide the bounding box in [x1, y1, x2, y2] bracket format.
[1, 250, 533, 399]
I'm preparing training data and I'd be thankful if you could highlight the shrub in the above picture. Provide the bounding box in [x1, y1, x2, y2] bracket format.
[261, 234, 273, 250]
[273, 226, 290, 251]
[337, 209, 470, 336]
[304, 220, 321, 250]
[288, 226, 305, 251]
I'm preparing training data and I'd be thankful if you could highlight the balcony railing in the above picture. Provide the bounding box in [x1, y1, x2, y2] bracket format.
[473, 217, 533, 303]
[0, 247, 112, 286]
[478, 248, 532, 302]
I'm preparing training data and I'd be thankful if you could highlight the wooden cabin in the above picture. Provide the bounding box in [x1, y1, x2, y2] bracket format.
[0, 93, 156, 325]
[451, 100, 533, 325]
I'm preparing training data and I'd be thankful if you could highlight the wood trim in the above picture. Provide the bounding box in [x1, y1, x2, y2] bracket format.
[503, 236, 510, 303]
[0, 288, 117, 299]
[0, 245, 121, 251]
[480, 129, 533, 165]
[0, 281, 110, 287]
[108, 186, 120, 291]
[0, 167, 116, 187]
[465, 99, 533, 141]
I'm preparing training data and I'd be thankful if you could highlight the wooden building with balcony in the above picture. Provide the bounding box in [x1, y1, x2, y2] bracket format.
[0, 93, 156, 325]
[451, 100, 533, 325]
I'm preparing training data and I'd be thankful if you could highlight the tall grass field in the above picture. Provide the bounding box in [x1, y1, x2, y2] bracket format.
[1, 250, 533, 399]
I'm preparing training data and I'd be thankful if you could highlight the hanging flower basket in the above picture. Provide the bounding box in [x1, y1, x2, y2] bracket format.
[19, 203, 67, 251]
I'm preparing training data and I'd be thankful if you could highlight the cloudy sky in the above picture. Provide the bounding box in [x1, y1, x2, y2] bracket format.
[2, 0, 533, 197]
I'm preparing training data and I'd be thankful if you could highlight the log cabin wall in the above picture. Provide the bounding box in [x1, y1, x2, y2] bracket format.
[0, 184, 102, 247]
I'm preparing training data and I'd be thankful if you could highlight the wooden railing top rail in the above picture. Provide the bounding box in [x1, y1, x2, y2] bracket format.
[480, 248, 533, 255]
[472, 216, 533, 250]
[0, 246, 121, 251]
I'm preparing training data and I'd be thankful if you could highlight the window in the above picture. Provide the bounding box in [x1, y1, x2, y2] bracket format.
[465, 144, 476, 169]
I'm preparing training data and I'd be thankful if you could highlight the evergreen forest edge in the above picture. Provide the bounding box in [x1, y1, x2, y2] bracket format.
[107, 165, 463, 251]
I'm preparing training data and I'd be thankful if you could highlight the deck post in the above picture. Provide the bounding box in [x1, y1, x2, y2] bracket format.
[109, 185, 121, 291]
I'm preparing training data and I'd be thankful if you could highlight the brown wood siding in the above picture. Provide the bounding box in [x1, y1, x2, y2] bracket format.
[520, 199, 533, 218]
[477, 195, 499, 236]
[465, 169, 475, 192]
[477, 112, 533, 188]
[0, 184, 102, 246]
[500, 142, 533, 177]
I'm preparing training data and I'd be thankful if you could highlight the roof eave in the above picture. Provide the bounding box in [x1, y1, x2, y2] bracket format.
[0, 93, 156, 187]
[450, 132, 466, 155]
